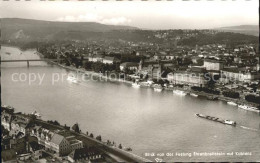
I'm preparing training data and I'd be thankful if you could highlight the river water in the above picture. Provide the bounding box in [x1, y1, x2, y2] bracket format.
[1, 46, 260, 162]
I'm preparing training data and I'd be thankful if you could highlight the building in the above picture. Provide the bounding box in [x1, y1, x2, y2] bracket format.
[9, 114, 33, 136]
[220, 68, 260, 83]
[191, 56, 203, 64]
[120, 62, 139, 71]
[153, 52, 175, 60]
[139, 60, 175, 79]
[66, 136, 84, 152]
[88, 55, 119, 64]
[1, 149, 17, 162]
[203, 58, 224, 71]
[102, 56, 120, 64]
[29, 141, 43, 160]
[88, 54, 103, 62]
[68, 147, 102, 163]
[168, 67, 208, 87]
[1, 106, 15, 131]
[31, 126, 83, 156]
[1, 111, 12, 131]
[48, 133, 71, 156]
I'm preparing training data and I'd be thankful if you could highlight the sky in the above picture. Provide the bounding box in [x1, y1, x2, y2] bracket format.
[0, 0, 258, 29]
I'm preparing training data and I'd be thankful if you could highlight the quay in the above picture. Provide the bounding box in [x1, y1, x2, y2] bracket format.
[1, 105, 151, 162]
[35, 119, 152, 162]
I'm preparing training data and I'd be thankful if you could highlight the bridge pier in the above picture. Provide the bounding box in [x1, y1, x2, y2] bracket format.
[27, 61, 29, 67]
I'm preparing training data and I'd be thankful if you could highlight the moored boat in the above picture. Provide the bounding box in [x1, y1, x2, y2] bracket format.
[227, 101, 237, 106]
[67, 75, 78, 83]
[139, 81, 151, 87]
[190, 93, 198, 97]
[207, 95, 218, 100]
[132, 82, 140, 88]
[195, 113, 236, 126]
[173, 90, 187, 96]
[153, 84, 163, 92]
[238, 105, 260, 113]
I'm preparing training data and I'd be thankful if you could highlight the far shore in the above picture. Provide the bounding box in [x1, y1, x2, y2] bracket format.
[3, 45, 260, 113]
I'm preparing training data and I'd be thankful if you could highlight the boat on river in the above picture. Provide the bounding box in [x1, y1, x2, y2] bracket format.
[207, 95, 218, 100]
[227, 101, 237, 106]
[195, 113, 236, 126]
[132, 82, 140, 88]
[190, 93, 198, 97]
[173, 90, 187, 96]
[153, 84, 163, 92]
[139, 81, 152, 87]
[238, 105, 260, 113]
[67, 75, 78, 83]
[5, 52, 11, 55]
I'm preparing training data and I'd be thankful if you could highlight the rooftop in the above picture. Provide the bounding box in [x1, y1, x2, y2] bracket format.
[50, 133, 64, 145]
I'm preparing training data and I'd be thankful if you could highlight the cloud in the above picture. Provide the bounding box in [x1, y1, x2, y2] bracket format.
[101, 17, 131, 25]
[56, 13, 131, 25]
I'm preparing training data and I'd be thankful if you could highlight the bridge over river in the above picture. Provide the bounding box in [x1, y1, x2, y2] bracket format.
[0, 59, 61, 67]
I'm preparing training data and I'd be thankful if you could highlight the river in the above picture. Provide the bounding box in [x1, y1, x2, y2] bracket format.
[1, 46, 260, 162]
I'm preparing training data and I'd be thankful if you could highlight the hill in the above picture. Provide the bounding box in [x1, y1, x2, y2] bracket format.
[0, 18, 138, 41]
[177, 32, 258, 46]
[214, 25, 259, 36]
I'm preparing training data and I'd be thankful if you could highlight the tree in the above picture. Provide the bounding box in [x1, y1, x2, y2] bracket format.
[72, 123, 80, 133]
[1, 125, 9, 136]
[222, 91, 240, 99]
[107, 140, 111, 145]
[90, 133, 94, 138]
[96, 135, 102, 141]
[64, 124, 70, 130]
[118, 144, 122, 149]
[245, 95, 260, 104]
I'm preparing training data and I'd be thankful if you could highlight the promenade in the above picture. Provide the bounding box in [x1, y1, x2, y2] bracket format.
[35, 119, 151, 162]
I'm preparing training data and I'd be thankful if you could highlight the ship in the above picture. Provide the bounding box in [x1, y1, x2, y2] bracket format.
[195, 113, 236, 126]
[132, 82, 140, 88]
[190, 93, 198, 97]
[67, 75, 78, 83]
[227, 101, 237, 106]
[238, 105, 260, 113]
[153, 84, 163, 92]
[173, 90, 187, 96]
[139, 81, 152, 87]
[207, 95, 218, 100]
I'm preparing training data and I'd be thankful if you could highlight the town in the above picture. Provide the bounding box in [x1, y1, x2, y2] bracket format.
[1, 29, 260, 162]
[31, 29, 260, 110]
[1, 105, 148, 162]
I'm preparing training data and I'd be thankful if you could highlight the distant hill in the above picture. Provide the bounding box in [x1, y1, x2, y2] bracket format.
[0, 18, 138, 41]
[214, 25, 259, 36]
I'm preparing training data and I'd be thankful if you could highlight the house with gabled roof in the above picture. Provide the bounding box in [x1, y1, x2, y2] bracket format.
[68, 147, 102, 163]
[45, 133, 71, 156]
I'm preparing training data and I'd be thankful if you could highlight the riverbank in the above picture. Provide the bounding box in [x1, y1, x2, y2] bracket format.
[36, 50, 133, 84]
[3, 45, 260, 162]
[1, 44, 29, 51]
[171, 87, 260, 109]
[36, 50, 260, 114]
[34, 118, 151, 162]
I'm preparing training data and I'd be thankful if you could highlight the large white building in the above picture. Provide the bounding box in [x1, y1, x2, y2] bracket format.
[203, 58, 224, 71]
[220, 68, 260, 83]
[31, 127, 83, 156]
[167, 70, 208, 87]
